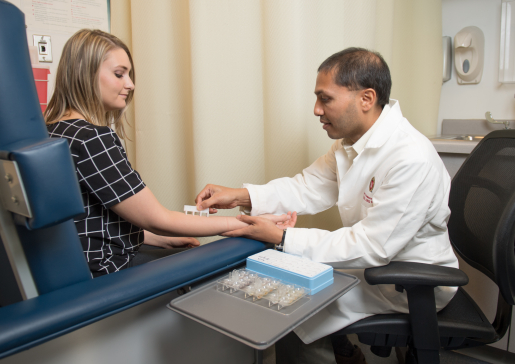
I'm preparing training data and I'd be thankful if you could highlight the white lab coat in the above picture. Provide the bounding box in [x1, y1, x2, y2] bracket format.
[244, 100, 459, 343]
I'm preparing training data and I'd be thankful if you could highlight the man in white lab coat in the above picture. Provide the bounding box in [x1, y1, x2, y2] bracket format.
[196, 48, 459, 364]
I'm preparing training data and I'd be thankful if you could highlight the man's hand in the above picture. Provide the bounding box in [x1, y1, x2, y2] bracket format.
[195, 184, 251, 214]
[144, 230, 200, 248]
[221, 213, 297, 244]
[275, 211, 297, 229]
[259, 212, 297, 229]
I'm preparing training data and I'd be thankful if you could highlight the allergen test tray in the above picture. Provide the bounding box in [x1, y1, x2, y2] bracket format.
[216, 268, 311, 315]
[167, 270, 359, 350]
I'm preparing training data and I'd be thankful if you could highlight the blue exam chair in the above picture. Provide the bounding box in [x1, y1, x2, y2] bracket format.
[0, 1, 267, 359]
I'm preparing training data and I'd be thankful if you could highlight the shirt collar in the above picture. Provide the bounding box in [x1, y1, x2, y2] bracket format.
[342, 103, 391, 155]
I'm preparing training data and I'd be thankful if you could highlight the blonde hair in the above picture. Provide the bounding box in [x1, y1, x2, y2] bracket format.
[44, 29, 135, 139]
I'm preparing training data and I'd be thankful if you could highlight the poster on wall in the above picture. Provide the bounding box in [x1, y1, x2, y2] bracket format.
[21, 0, 109, 33]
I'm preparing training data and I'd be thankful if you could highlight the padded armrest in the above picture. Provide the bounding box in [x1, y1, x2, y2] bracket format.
[0, 237, 266, 359]
[7, 139, 85, 230]
[364, 261, 469, 287]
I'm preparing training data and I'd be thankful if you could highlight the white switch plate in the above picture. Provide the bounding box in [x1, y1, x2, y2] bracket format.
[32, 35, 53, 63]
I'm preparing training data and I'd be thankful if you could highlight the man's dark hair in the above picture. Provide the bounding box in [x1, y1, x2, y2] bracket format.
[318, 47, 391, 107]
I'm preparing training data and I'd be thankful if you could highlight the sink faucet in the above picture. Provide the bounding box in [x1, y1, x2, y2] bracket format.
[485, 112, 511, 130]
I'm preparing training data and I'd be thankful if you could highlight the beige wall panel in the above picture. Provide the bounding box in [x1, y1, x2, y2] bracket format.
[130, 0, 194, 210]
[374, 0, 395, 64]
[110, 0, 136, 165]
[301, 1, 350, 166]
[110, 0, 132, 51]
[390, 0, 442, 136]
[261, 0, 308, 182]
[189, 0, 266, 196]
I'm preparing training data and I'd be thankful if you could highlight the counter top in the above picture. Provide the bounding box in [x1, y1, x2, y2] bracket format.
[429, 136, 479, 154]
[429, 118, 511, 154]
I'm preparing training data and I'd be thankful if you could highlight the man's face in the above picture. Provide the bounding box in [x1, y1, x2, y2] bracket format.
[314, 70, 364, 142]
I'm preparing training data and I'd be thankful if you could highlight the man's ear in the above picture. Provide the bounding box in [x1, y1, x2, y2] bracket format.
[359, 88, 377, 112]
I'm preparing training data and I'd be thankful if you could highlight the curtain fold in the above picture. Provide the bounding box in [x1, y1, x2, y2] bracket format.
[111, 0, 442, 240]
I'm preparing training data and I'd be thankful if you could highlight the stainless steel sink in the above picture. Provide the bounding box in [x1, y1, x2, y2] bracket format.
[451, 135, 484, 141]
[431, 135, 484, 142]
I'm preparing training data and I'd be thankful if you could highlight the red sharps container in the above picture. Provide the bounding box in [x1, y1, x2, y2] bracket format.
[32, 65, 50, 113]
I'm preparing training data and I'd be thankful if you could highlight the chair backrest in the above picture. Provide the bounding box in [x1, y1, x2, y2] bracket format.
[448, 130, 515, 306]
[0, 0, 91, 296]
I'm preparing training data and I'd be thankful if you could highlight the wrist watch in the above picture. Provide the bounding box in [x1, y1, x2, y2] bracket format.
[276, 229, 287, 252]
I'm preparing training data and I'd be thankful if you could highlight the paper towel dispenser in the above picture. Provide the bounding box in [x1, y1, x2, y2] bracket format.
[443, 36, 452, 82]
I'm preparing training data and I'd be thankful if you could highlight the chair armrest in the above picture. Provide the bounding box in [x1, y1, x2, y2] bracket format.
[364, 261, 469, 287]
[0, 237, 266, 359]
[8, 139, 85, 230]
[365, 261, 469, 363]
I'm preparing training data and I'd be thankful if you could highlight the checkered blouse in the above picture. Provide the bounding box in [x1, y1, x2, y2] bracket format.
[48, 119, 146, 277]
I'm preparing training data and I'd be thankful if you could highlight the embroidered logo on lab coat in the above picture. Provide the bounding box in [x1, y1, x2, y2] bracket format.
[369, 177, 375, 192]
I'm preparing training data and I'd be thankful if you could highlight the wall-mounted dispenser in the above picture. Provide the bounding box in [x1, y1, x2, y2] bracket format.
[454, 26, 484, 84]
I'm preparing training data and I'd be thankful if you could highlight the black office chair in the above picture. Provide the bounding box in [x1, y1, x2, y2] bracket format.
[332, 130, 515, 364]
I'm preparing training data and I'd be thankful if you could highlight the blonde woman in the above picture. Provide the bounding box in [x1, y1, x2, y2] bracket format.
[45, 29, 296, 277]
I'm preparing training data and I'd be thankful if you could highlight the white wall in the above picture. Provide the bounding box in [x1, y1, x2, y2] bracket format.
[438, 0, 515, 134]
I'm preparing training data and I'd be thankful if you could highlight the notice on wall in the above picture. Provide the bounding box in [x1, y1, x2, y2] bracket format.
[21, 0, 108, 34]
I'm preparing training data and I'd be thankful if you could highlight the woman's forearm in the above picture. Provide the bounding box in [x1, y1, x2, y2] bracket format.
[111, 187, 248, 237]
[147, 211, 248, 237]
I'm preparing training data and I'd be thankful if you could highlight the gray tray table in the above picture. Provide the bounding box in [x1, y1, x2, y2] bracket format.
[168, 270, 359, 361]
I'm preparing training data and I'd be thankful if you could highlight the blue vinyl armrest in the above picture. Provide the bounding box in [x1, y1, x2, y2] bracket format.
[6, 139, 85, 230]
[0, 237, 266, 359]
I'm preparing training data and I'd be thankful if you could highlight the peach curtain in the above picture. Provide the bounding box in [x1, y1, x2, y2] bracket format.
[110, 0, 442, 242]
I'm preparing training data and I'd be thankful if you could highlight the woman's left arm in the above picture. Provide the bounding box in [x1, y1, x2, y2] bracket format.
[143, 230, 200, 248]
[111, 187, 291, 240]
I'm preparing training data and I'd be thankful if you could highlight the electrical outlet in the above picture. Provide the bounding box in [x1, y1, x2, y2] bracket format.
[32, 35, 53, 63]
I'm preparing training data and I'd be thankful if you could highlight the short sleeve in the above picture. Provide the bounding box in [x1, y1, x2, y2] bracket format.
[76, 127, 145, 208]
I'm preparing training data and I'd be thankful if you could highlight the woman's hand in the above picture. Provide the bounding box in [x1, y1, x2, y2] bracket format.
[144, 230, 200, 248]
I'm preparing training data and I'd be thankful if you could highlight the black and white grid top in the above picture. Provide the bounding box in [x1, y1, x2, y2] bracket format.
[48, 119, 146, 277]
